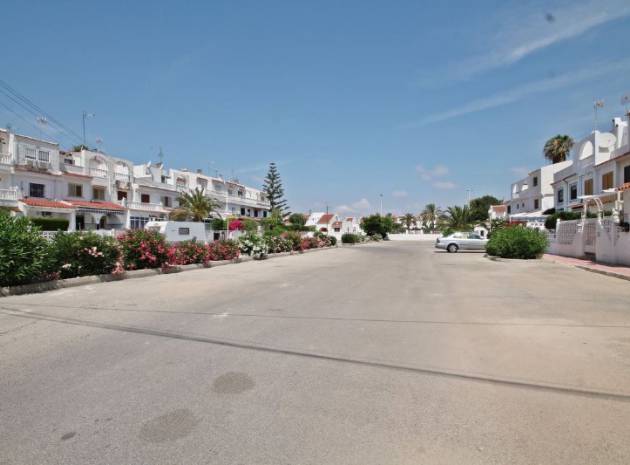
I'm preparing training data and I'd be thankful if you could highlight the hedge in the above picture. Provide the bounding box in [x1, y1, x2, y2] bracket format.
[486, 226, 548, 259]
[30, 217, 70, 231]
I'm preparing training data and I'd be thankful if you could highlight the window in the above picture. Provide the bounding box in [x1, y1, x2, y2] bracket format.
[534, 198, 539, 210]
[507, 205, 511, 214]
[569, 183, 578, 201]
[584, 178, 593, 196]
[37, 150, 50, 162]
[41, 211, 52, 217]
[24, 147, 36, 160]
[602, 171, 614, 190]
[161, 175, 167, 183]
[117, 190, 127, 201]
[29, 183, 45, 198]
[624, 165, 630, 184]
[68, 183, 83, 197]
[93, 187, 105, 200]
[532, 176, 538, 187]
[130, 216, 150, 230]
[64, 157, 74, 165]
[557, 188, 564, 204]
[240, 207, 245, 215]
[141, 194, 150, 203]
[263, 211, 268, 217]
[162, 196, 172, 207]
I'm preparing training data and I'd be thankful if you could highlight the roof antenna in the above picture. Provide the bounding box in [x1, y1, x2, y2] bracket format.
[158, 146, 164, 165]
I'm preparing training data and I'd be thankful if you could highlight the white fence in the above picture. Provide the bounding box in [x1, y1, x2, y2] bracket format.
[547, 218, 630, 266]
[388, 233, 441, 241]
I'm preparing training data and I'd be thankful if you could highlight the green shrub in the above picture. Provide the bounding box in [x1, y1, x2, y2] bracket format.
[210, 218, 227, 230]
[283, 231, 303, 251]
[544, 211, 581, 230]
[117, 229, 169, 269]
[0, 214, 53, 286]
[49, 232, 120, 278]
[486, 226, 548, 259]
[30, 217, 70, 231]
[341, 233, 360, 244]
[361, 214, 394, 238]
[328, 235, 337, 246]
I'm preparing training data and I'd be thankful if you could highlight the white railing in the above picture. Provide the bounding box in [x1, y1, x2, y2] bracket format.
[0, 152, 13, 165]
[62, 163, 86, 175]
[0, 188, 18, 201]
[127, 201, 164, 212]
[114, 171, 130, 181]
[89, 167, 109, 178]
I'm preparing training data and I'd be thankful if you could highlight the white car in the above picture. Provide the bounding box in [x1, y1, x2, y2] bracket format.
[435, 232, 488, 253]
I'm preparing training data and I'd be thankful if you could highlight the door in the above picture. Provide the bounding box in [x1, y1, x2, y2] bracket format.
[583, 220, 596, 255]
[467, 233, 485, 250]
[76, 215, 85, 230]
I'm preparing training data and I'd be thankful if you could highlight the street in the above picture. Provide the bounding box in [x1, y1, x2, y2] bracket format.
[2, 241, 630, 464]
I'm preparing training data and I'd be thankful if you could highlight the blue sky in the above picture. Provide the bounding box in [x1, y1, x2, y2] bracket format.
[2, 0, 630, 214]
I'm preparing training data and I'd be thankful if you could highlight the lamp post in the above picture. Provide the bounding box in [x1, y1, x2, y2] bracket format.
[593, 99, 604, 131]
[379, 193, 383, 216]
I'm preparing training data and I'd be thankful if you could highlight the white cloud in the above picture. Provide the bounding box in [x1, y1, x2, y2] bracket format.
[415, 164, 449, 181]
[391, 190, 408, 198]
[407, 58, 630, 127]
[352, 198, 371, 210]
[432, 181, 457, 190]
[335, 198, 372, 214]
[421, 0, 630, 83]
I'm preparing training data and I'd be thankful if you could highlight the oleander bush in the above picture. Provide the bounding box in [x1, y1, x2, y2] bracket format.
[486, 225, 548, 259]
[49, 232, 120, 279]
[282, 231, 303, 251]
[206, 239, 240, 261]
[170, 240, 209, 265]
[264, 234, 293, 253]
[117, 229, 170, 270]
[0, 214, 53, 286]
[239, 232, 268, 258]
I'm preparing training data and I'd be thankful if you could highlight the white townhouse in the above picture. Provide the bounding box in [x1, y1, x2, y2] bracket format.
[0, 128, 271, 231]
[169, 168, 271, 219]
[551, 117, 630, 219]
[506, 161, 572, 220]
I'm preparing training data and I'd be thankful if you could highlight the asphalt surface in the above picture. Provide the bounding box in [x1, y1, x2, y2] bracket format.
[2, 241, 630, 464]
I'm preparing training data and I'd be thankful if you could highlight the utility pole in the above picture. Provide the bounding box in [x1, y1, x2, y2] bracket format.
[466, 188, 473, 206]
[82, 111, 94, 146]
[593, 99, 604, 131]
[379, 193, 383, 216]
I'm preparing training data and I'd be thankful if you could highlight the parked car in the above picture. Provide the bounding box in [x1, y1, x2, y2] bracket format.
[435, 232, 488, 253]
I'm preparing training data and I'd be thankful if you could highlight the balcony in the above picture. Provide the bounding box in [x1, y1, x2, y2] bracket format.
[0, 152, 13, 166]
[89, 167, 109, 178]
[126, 201, 165, 212]
[114, 171, 131, 182]
[0, 188, 19, 206]
[62, 163, 86, 175]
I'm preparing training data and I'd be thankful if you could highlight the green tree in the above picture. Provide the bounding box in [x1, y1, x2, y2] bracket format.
[445, 205, 473, 231]
[263, 162, 289, 214]
[469, 195, 501, 222]
[173, 187, 221, 221]
[420, 203, 440, 231]
[288, 213, 306, 229]
[403, 213, 415, 231]
[543, 135, 574, 164]
[361, 214, 394, 238]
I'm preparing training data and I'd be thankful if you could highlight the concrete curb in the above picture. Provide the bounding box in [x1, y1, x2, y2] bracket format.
[0, 246, 339, 297]
[542, 255, 630, 282]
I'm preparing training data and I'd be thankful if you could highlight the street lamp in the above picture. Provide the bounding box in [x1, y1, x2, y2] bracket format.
[593, 99, 604, 130]
[379, 193, 383, 216]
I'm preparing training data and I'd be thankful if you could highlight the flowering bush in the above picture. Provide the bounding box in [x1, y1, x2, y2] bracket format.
[239, 232, 268, 259]
[206, 239, 240, 261]
[228, 219, 244, 231]
[117, 229, 169, 270]
[300, 236, 320, 251]
[282, 231, 303, 251]
[49, 232, 120, 279]
[169, 240, 209, 265]
[264, 234, 293, 253]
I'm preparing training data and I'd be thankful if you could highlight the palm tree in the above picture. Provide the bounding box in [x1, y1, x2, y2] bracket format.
[172, 187, 221, 222]
[403, 213, 415, 231]
[446, 205, 472, 230]
[543, 135, 574, 164]
[420, 203, 440, 231]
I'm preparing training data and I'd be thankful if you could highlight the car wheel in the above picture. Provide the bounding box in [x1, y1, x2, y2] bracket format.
[447, 244, 458, 253]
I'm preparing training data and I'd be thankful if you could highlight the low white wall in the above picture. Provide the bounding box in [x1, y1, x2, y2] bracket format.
[389, 233, 440, 241]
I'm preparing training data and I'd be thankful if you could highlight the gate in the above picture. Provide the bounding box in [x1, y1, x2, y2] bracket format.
[583, 220, 596, 255]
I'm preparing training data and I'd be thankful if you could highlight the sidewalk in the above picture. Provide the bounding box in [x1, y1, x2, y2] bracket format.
[543, 254, 630, 281]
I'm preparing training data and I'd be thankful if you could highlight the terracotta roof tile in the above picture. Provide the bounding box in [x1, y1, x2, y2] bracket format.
[21, 198, 73, 209]
[65, 200, 125, 210]
[317, 213, 334, 224]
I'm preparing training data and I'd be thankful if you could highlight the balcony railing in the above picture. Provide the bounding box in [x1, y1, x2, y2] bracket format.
[62, 163, 86, 175]
[114, 171, 131, 181]
[0, 188, 19, 201]
[0, 152, 13, 165]
[89, 167, 109, 178]
[126, 201, 165, 212]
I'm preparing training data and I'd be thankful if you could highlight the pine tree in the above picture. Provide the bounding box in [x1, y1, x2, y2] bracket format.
[262, 162, 289, 214]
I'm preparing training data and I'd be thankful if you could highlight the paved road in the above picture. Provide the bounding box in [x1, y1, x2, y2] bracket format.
[2, 242, 630, 464]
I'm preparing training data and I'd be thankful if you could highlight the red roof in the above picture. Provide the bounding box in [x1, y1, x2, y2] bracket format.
[318, 213, 334, 224]
[65, 200, 124, 210]
[21, 198, 73, 209]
